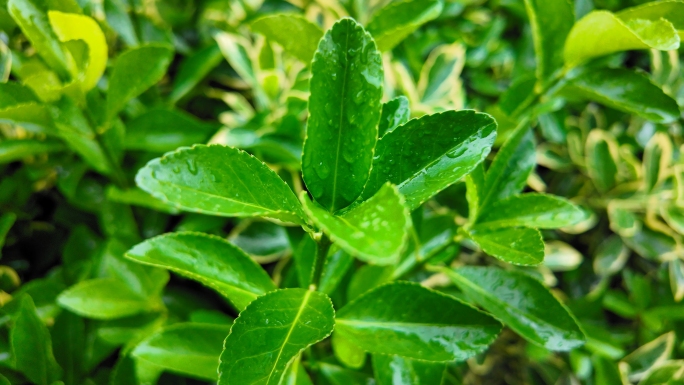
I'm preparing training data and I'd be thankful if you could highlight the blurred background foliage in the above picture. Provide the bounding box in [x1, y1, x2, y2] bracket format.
[0, 0, 682, 383]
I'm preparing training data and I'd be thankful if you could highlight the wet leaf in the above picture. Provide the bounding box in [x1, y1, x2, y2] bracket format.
[372, 354, 445, 385]
[378, 96, 410, 137]
[476, 193, 585, 229]
[302, 18, 383, 212]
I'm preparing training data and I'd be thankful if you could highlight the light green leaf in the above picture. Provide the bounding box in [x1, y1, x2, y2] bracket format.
[562, 69, 680, 124]
[441, 266, 585, 351]
[8, 0, 76, 79]
[282, 355, 313, 385]
[335, 282, 502, 361]
[124, 108, 218, 153]
[0, 139, 64, 163]
[132, 323, 231, 381]
[585, 129, 619, 193]
[594, 235, 629, 276]
[361, 110, 497, 210]
[48, 11, 107, 90]
[302, 18, 383, 212]
[638, 360, 684, 385]
[106, 44, 173, 119]
[11, 295, 62, 385]
[643, 132, 672, 192]
[378, 96, 410, 137]
[476, 193, 585, 229]
[0, 38, 10, 83]
[169, 43, 223, 104]
[468, 226, 544, 266]
[0, 103, 55, 133]
[662, 204, 684, 235]
[617, 0, 684, 38]
[251, 14, 324, 63]
[136, 144, 306, 225]
[332, 332, 366, 369]
[218, 288, 335, 385]
[543, 241, 583, 272]
[301, 183, 410, 265]
[372, 354, 445, 385]
[126, 232, 276, 311]
[366, 0, 443, 51]
[479, 123, 535, 214]
[524, 0, 574, 84]
[564, 10, 680, 68]
[57, 278, 151, 320]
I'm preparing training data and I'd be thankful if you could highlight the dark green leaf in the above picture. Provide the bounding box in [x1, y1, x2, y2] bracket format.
[302, 18, 383, 212]
[106, 44, 174, 119]
[126, 232, 276, 311]
[169, 43, 223, 104]
[378, 96, 410, 137]
[442, 266, 585, 351]
[476, 193, 585, 229]
[52, 311, 85, 385]
[585, 129, 619, 193]
[218, 288, 335, 385]
[361, 110, 497, 210]
[468, 226, 544, 266]
[562, 68, 680, 123]
[124, 108, 218, 153]
[335, 282, 502, 361]
[366, 0, 443, 51]
[301, 183, 410, 265]
[11, 295, 62, 385]
[132, 323, 230, 381]
[0, 139, 64, 163]
[524, 0, 574, 84]
[251, 14, 324, 63]
[372, 354, 445, 385]
[136, 144, 306, 224]
[106, 186, 180, 214]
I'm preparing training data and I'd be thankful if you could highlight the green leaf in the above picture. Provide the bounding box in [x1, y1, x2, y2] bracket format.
[282, 355, 313, 385]
[361, 110, 497, 210]
[366, 0, 443, 51]
[251, 14, 324, 63]
[124, 108, 218, 153]
[136, 144, 306, 225]
[106, 186, 180, 214]
[378, 96, 410, 137]
[621, 332, 675, 382]
[169, 43, 223, 104]
[132, 323, 230, 381]
[218, 288, 335, 385]
[52, 310, 85, 385]
[594, 235, 629, 276]
[335, 282, 502, 361]
[372, 354, 445, 385]
[643, 132, 672, 192]
[0, 139, 64, 163]
[0, 82, 39, 107]
[479, 124, 535, 213]
[499, 75, 536, 117]
[442, 266, 585, 351]
[332, 332, 366, 369]
[57, 278, 151, 320]
[617, 1, 684, 37]
[0, 374, 9, 385]
[8, 0, 76, 79]
[476, 193, 585, 229]
[126, 232, 276, 311]
[585, 129, 619, 193]
[301, 183, 410, 265]
[11, 295, 62, 385]
[0, 212, 16, 253]
[48, 11, 107, 90]
[0, 103, 55, 133]
[564, 10, 680, 68]
[562, 69, 680, 124]
[106, 44, 173, 119]
[468, 226, 544, 266]
[639, 360, 684, 385]
[302, 18, 383, 212]
[524, 0, 574, 84]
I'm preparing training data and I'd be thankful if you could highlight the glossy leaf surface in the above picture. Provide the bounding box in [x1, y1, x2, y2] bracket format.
[476, 193, 585, 229]
[362, 110, 497, 210]
[469, 227, 545, 266]
[106, 44, 174, 119]
[372, 354, 445, 385]
[524, 0, 574, 84]
[57, 278, 150, 319]
[251, 14, 324, 63]
[378, 96, 410, 137]
[366, 0, 443, 51]
[301, 184, 410, 265]
[302, 18, 383, 212]
[442, 267, 585, 351]
[218, 288, 335, 385]
[136, 145, 306, 224]
[126, 232, 276, 311]
[132, 323, 230, 380]
[335, 282, 502, 361]
[562, 68, 680, 124]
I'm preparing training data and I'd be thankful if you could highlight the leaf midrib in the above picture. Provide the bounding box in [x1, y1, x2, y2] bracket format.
[330, 24, 352, 211]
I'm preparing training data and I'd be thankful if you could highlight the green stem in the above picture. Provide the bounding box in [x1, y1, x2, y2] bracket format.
[310, 234, 331, 289]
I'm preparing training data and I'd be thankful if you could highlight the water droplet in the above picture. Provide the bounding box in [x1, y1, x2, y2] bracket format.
[186, 158, 198, 175]
[315, 161, 330, 179]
